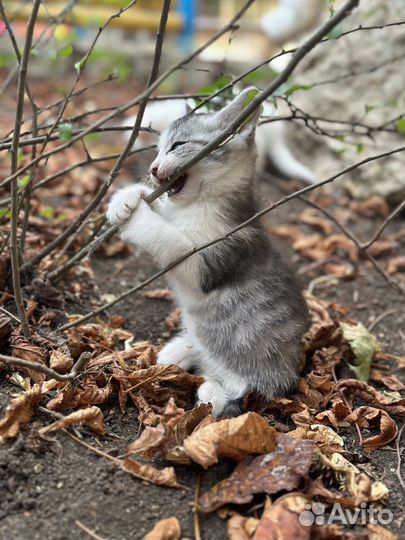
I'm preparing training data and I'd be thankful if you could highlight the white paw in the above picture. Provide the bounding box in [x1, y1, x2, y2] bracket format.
[157, 336, 198, 371]
[106, 185, 150, 226]
[197, 380, 227, 416]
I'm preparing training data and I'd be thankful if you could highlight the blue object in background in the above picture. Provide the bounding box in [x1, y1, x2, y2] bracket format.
[178, 0, 196, 52]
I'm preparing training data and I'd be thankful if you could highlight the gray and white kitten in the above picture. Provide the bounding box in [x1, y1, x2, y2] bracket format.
[107, 88, 309, 417]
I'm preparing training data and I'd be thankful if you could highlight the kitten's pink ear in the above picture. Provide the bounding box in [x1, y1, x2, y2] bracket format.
[215, 87, 261, 142]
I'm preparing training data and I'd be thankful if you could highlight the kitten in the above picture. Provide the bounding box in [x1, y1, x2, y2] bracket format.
[107, 88, 309, 417]
[123, 97, 316, 185]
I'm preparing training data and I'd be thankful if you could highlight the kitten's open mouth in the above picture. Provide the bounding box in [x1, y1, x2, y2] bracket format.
[167, 173, 188, 196]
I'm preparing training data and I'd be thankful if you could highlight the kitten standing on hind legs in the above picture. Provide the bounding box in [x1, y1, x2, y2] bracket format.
[107, 88, 309, 417]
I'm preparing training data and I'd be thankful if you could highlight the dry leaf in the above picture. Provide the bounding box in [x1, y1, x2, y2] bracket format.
[165, 308, 182, 333]
[183, 412, 277, 469]
[298, 208, 333, 235]
[253, 494, 310, 540]
[0, 312, 12, 345]
[370, 369, 405, 391]
[143, 289, 174, 300]
[368, 239, 396, 258]
[143, 517, 181, 540]
[334, 379, 405, 416]
[127, 398, 211, 463]
[345, 406, 398, 451]
[121, 457, 181, 488]
[227, 513, 259, 540]
[367, 523, 398, 540]
[103, 240, 129, 257]
[386, 255, 405, 275]
[0, 384, 42, 442]
[268, 225, 304, 243]
[49, 350, 73, 373]
[199, 433, 313, 511]
[40, 406, 104, 434]
[350, 196, 390, 219]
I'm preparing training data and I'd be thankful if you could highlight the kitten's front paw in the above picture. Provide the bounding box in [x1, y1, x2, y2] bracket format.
[106, 185, 150, 226]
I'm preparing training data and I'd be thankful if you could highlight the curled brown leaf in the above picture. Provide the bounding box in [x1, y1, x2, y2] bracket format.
[121, 456, 181, 489]
[183, 412, 277, 469]
[40, 406, 105, 435]
[199, 433, 313, 512]
[0, 384, 42, 442]
[345, 406, 398, 451]
[143, 517, 181, 540]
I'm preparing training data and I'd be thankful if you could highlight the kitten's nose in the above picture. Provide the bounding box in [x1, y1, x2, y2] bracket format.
[150, 166, 158, 177]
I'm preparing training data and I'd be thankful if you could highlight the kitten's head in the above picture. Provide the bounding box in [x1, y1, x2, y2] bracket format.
[149, 88, 261, 203]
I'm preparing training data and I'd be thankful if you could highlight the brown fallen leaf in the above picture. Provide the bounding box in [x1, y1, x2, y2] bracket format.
[40, 406, 105, 435]
[0, 312, 12, 347]
[183, 412, 277, 469]
[386, 255, 405, 275]
[368, 239, 397, 258]
[253, 494, 310, 540]
[227, 512, 259, 540]
[350, 196, 390, 219]
[10, 330, 48, 365]
[143, 517, 181, 540]
[49, 350, 73, 373]
[367, 523, 398, 540]
[103, 240, 129, 257]
[345, 406, 398, 451]
[268, 225, 304, 243]
[0, 384, 42, 442]
[370, 369, 405, 391]
[143, 289, 175, 300]
[333, 379, 405, 416]
[298, 208, 333, 235]
[199, 433, 313, 512]
[121, 456, 181, 489]
[165, 308, 182, 333]
[127, 398, 212, 463]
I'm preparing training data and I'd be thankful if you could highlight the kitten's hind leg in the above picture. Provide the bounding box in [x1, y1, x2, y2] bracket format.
[197, 368, 248, 417]
[157, 334, 200, 372]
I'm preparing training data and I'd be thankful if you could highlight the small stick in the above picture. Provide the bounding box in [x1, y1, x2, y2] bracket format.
[75, 521, 111, 540]
[395, 424, 405, 495]
[194, 473, 202, 540]
[0, 351, 91, 381]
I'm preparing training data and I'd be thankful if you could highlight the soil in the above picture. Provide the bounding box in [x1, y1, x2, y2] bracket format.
[1, 177, 404, 540]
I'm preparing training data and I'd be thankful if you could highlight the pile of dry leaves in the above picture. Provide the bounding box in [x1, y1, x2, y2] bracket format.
[0, 289, 404, 540]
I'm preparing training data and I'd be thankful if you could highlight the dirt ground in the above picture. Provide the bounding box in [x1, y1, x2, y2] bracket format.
[1, 176, 404, 540]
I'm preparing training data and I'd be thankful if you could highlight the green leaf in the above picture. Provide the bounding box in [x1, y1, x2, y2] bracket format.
[395, 118, 405, 136]
[327, 23, 343, 39]
[58, 44, 73, 59]
[0, 207, 12, 219]
[56, 212, 68, 222]
[58, 123, 73, 141]
[74, 56, 86, 74]
[340, 321, 381, 382]
[39, 207, 54, 219]
[355, 143, 364, 154]
[18, 175, 31, 189]
[285, 84, 313, 97]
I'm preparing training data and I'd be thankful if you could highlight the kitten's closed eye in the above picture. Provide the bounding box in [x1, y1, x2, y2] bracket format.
[168, 141, 187, 153]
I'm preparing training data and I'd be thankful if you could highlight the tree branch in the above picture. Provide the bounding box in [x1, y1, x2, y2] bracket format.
[8, 0, 42, 338]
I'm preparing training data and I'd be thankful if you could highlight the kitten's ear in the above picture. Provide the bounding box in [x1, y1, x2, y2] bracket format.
[215, 87, 261, 143]
[185, 100, 194, 115]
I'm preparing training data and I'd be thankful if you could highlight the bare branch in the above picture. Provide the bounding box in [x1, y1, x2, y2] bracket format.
[0, 351, 91, 382]
[362, 198, 405, 250]
[8, 0, 42, 338]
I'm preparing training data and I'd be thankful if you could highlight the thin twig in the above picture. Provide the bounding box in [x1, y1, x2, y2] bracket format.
[299, 196, 403, 292]
[57, 144, 405, 331]
[194, 473, 202, 540]
[75, 521, 111, 540]
[367, 308, 402, 332]
[395, 424, 405, 495]
[0, 351, 91, 381]
[362, 198, 405, 249]
[0, 0, 256, 191]
[8, 0, 42, 338]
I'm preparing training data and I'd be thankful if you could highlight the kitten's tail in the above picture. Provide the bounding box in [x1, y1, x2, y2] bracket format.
[256, 120, 317, 185]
